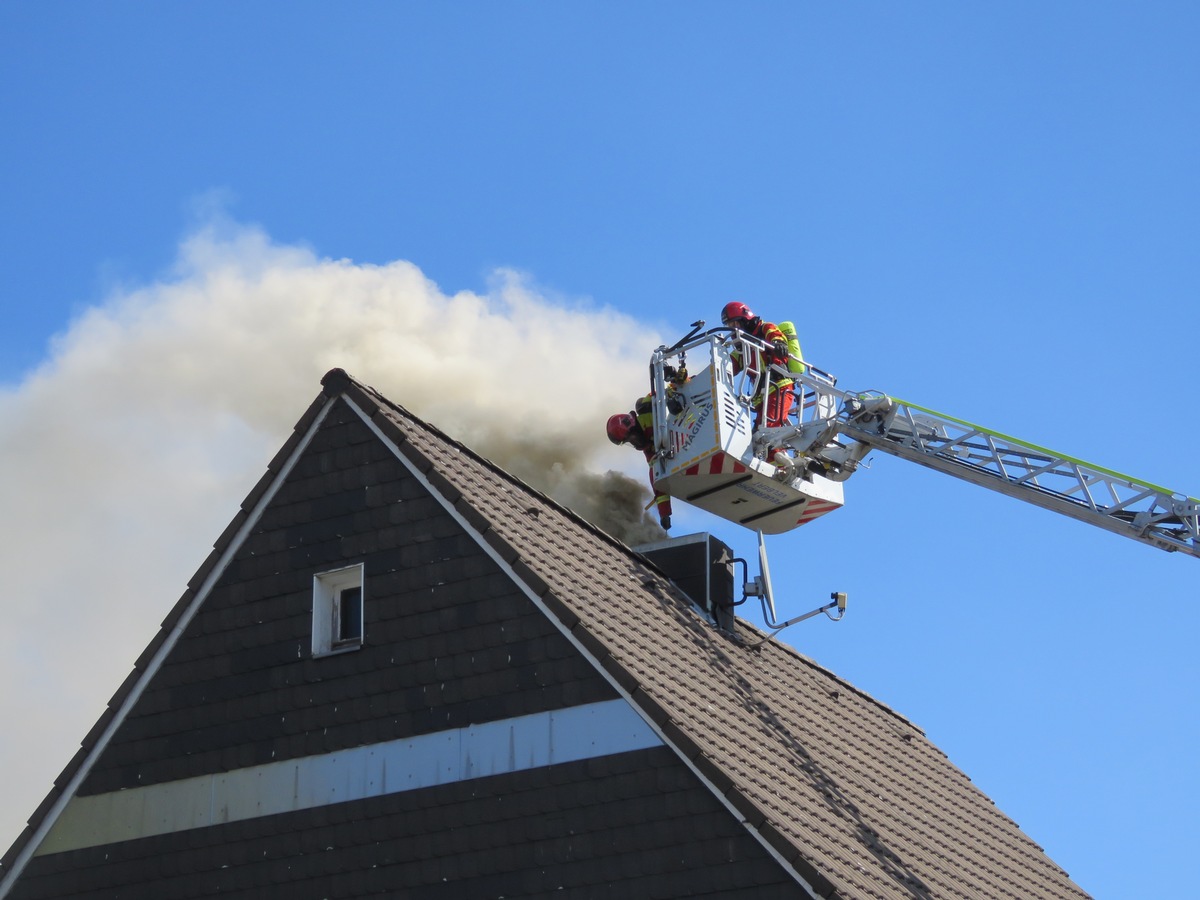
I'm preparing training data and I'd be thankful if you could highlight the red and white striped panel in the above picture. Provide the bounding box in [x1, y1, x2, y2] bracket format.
[682, 454, 748, 477]
[795, 498, 840, 526]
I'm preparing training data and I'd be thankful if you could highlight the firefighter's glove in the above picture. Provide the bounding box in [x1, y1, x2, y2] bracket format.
[667, 393, 685, 415]
[771, 340, 789, 363]
[660, 515, 672, 530]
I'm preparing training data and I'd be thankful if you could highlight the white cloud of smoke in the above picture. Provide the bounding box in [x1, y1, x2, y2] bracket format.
[0, 215, 665, 854]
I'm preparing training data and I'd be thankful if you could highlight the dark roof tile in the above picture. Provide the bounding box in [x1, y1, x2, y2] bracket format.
[79, 708, 115, 751]
[238, 467, 279, 518]
[158, 589, 195, 628]
[480, 526, 519, 563]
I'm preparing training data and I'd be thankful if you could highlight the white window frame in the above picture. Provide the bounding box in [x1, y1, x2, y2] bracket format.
[312, 563, 365, 657]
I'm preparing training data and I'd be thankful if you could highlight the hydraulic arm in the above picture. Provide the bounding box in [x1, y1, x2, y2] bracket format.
[648, 328, 1200, 559]
[833, 391, 1200, 558]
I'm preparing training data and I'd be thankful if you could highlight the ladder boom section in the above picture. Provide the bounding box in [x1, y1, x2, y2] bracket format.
[837, 393, 1200, 559]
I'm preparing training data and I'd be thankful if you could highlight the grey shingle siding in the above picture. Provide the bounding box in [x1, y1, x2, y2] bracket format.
[80, 399, 617, 797]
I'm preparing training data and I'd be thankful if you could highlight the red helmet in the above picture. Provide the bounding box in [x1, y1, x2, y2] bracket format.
[721, 301, 754, 326]
[606, 413, 636, 444]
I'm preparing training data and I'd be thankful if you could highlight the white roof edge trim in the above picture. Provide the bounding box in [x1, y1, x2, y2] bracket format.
[349, 398, 826, 900]
[0, 395, 338, 899]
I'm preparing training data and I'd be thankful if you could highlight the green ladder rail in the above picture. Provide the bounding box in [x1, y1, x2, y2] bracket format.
[831, 389, 1200, 559]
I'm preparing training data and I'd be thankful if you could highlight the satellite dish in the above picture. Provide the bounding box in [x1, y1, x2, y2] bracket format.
[756, 530, 777, 622]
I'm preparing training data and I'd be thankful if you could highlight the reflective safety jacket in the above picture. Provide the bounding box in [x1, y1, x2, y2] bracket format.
[631, 393, 671, 521]
[730, 317, 794, 394]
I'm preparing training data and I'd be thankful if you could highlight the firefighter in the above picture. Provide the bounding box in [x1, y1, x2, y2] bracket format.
[720, 301, 795, 430]
[721, 301, 797, 475]
[606, 394, 673, 531]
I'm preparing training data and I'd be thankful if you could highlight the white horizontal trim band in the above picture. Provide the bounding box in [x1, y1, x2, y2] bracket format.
[37, 699, 662, 855]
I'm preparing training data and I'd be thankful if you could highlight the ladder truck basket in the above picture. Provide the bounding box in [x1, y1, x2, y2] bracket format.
[648, 331, 845, 535]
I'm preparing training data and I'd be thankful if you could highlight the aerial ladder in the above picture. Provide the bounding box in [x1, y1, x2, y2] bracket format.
[646, 323, 1200, 560]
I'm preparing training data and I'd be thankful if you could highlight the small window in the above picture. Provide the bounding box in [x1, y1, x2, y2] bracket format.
[313, 564, 365, 656]
[336, 585, 363, 645]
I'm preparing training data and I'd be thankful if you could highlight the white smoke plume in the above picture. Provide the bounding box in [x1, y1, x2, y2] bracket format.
[0, 214, 665, 854]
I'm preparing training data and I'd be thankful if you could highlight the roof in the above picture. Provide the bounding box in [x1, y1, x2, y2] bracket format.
[1, 369, 1090, 900]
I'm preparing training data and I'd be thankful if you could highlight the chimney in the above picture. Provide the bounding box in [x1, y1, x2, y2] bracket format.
[634, 533, 737, 632]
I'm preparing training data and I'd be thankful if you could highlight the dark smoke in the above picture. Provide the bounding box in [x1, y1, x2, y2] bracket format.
[543, 469, 667, 546]
[466, 430, 666, 546]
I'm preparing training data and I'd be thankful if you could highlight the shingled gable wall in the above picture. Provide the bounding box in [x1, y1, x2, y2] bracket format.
[2, 370, 1093, 900]
[0, 371, 817, 900]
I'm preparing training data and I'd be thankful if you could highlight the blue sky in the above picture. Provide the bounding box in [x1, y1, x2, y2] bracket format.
[2, 4, 1198, 896]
